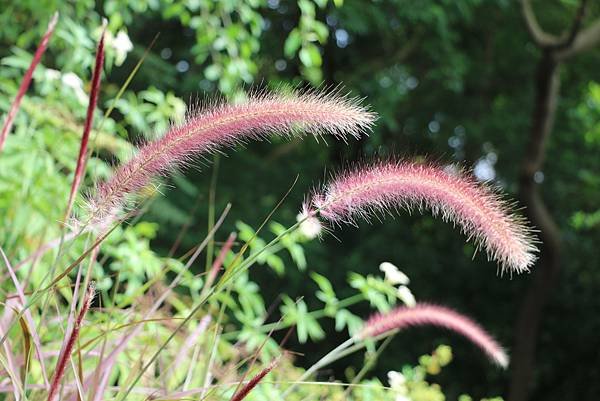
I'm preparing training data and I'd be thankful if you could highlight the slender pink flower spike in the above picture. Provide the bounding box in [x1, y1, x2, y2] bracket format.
[47, 282, 95, 401]
[65, 21, 106, 220]
[82, 89, 375, 230]
[357, 303, 509, 368]
[230, 358, 279, 401]
[0, 12, 59, 152]
[303, 161, 538, 274]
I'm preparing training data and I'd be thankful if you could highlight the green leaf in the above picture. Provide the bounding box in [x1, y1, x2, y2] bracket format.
[266, 254, 285, 275]
[335, 309, 363, 336]
[288, 244, 306, 270]
[301, 65, 323, 84]
[313, 21, 329, 43]
[204, 64, 222, 81]
[311, 272, 334, 295]
[284, 29, 302, 58]
[299, 44, 322, 67]
[298, 0, 316, 17]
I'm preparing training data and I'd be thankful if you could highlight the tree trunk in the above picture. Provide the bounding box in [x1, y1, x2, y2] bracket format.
[508, 51, 563, 401]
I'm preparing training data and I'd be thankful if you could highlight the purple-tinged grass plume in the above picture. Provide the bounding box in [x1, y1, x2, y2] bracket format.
[230, 358, 279, 401]
[358, 303, 508, 368]
[82, 89, 375, 230]
[303, 160, 538, 273]
[65, 22, 106, 220]
[47, 282, 95, 401]
[0, 12, 58, 152]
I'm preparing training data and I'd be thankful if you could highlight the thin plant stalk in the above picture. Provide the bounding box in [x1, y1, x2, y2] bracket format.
[47, 283, 94, 401]
[64, 22, 106, 220]
[205, 154, 220, 270]
[0, 324, 21, 400]
[342, 334, 396, 397]
[0, 247, 50, 387]
[73, 205, 231, 401]
[114, 180, 304, 401]
[0, 12, 58, 152]
[200, 232, 236, 299]
[14, 34, 159, 272]
[282, 338, 356, 397]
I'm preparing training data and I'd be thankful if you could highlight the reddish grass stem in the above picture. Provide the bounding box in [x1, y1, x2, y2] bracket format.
[64, 22, 106, 220]
[202, 232, 236, 295]
[47, 283, 94, 401]
[0, 12, 58, 152]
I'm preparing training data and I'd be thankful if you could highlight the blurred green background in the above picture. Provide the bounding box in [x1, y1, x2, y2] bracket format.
[1, 1, 599, 400]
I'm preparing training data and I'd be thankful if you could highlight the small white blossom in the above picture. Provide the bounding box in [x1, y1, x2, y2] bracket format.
[61, 72, 87, 104]
[113, 31, 133, 53]
[44, 68, 61, 81]
[379, 262, 410, 285]
[397, 285, 416, 307]
[388, 370, 410, 401]
[61, 72, 83, 89]
[388, 371, 406, 389]
[296, 211, 322, 239]
[112, 30, 133, 66]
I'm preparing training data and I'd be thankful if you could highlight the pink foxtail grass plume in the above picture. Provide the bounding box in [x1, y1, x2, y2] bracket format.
[47, 282, 95, 401]
[0, 12, 59, 152]
[230, 358, 279, 401]
[358, 303, 509, 368]
[303, 160, 538, 274]
[82, 89, 375, 230]
[65, 22, 106, 220]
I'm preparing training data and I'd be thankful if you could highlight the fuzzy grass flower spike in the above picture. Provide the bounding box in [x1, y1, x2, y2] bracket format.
[358, 303, 509, 368]
[304, 160, 538, 274]
[82, 89, 376, 230]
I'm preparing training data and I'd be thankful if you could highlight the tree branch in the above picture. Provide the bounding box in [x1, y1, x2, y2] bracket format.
[520, 0, 561, 48]
[558, 0, 589, 49]
[557, 17, 600, 59]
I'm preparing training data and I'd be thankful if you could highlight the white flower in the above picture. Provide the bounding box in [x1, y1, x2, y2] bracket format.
[113, 31, 133, 54]
[296, 211, 322, 240]
[61, 72, 83, 89]
[397, 285, 416, 307]
[61, 72, 88, 104]
[387, 371, 406, 389]
[379, 262, 410, 285]
[112, 30, 133, 66]
[44, 68, 61, 81]
[388, 371, 411, 401]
